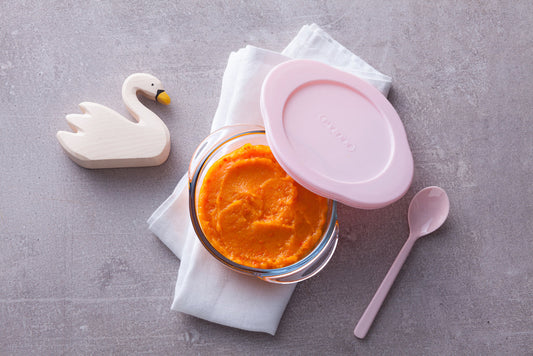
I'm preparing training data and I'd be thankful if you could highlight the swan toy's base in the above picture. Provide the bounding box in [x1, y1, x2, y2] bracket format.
[57, 73, 172, 169]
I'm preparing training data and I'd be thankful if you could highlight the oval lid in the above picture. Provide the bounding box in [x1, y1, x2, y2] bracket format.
[260, 59, 413, 209]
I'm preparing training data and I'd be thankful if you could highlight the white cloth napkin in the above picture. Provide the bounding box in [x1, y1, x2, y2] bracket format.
[148, 23, 392, 335]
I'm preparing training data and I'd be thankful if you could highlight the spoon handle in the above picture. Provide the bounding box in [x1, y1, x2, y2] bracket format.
[354, 234, 417, 339]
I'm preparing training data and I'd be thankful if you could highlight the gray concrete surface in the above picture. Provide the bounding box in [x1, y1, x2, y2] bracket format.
[1, 1, 532, 355]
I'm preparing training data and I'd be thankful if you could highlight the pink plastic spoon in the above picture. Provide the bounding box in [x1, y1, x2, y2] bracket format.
[354, 186, 450, 339]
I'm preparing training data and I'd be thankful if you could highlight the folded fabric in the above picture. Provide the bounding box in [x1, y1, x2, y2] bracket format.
[148, 23, 392, 335]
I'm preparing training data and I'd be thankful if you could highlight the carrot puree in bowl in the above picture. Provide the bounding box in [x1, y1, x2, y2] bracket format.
[197, 144, 328, 269]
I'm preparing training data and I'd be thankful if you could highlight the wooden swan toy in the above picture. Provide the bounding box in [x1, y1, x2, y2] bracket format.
[57, 73, 172, 169]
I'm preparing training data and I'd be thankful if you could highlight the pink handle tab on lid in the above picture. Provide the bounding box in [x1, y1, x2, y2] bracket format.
[260, 59, 413, 209]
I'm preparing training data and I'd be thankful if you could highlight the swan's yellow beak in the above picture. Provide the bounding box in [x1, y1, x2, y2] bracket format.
[156, 90, 171, 105]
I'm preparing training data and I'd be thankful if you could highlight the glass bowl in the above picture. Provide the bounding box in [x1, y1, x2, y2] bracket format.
[188, 125, 339, 284]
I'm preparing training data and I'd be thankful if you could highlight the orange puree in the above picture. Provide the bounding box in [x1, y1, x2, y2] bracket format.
[197, 144, 328, 269]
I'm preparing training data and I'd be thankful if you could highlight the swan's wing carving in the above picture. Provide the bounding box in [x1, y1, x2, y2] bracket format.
[64, 102, 137, 134]
[64, 112, 88, 133]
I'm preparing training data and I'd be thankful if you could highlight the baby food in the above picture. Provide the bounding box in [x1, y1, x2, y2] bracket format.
[197, 144, 328, 269]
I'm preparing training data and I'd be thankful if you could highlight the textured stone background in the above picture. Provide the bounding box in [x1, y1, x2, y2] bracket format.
[1, 1, 532, 354]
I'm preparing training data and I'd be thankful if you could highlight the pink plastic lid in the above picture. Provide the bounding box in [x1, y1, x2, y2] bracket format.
[260, 59, 414, 209]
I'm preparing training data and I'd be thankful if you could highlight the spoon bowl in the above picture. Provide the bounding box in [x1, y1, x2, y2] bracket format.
[408, 187, 450, 239]
[354, 186, 449, 339]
